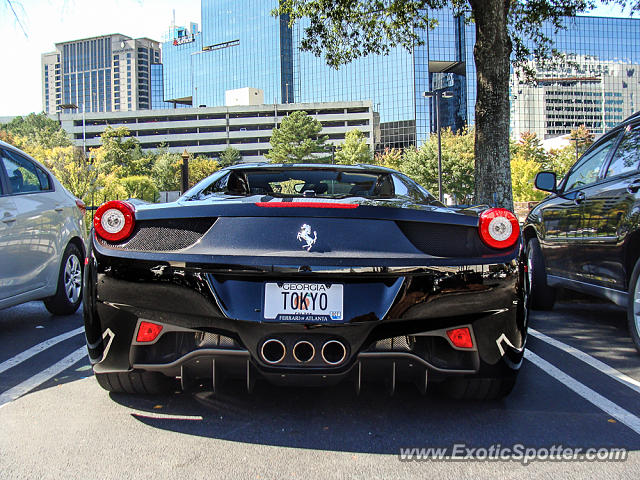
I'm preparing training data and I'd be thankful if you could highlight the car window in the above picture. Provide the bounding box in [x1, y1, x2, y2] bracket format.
[563, 135, 617, 191]
[606, 125, 640, 178]
[1, 149, 51, 194]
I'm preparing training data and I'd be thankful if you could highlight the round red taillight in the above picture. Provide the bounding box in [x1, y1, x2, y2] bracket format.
[478, 208, 520, 249]
[93, 201, 135, 242]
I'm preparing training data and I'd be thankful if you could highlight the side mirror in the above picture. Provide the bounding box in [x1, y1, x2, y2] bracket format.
[535, 171, 557, 193]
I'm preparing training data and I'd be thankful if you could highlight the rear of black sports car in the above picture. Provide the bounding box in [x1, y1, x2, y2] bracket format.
[83, 165, 527, 400]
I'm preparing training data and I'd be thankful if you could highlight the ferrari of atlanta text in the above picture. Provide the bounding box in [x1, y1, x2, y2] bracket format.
[83, 164, 527, 399]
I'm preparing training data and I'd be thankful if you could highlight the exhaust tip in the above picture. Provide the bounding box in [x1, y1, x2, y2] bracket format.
[261, 339, 286, 364]
[293, 340, 315, 363]
[321, 340, 347, 365]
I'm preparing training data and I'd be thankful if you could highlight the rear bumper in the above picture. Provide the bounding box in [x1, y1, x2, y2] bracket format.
[83, 236, 526, 387]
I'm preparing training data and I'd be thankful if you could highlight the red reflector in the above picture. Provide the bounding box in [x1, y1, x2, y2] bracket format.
[255, 202, 359, 209]
[136, 321, 163, 343]
[446, 327, 474, 349]
[84, 257, 89, 266]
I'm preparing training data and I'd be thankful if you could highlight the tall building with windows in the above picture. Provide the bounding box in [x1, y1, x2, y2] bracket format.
[510, 16, 640, 139]
[162, 3, 640, 148]
[41, 34, 161, 114]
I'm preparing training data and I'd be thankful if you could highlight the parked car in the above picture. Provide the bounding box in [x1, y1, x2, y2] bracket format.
[524, 112, 640, 353]
[0, 140, 86, 315]
[84, 163, 526, 399]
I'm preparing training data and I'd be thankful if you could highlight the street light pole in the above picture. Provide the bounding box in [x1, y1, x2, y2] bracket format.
[423, 89, 454, 203]
[181, 149, 190, 193]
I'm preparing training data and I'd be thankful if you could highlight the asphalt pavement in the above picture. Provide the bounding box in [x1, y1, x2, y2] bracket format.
[0, 298, 639, 479]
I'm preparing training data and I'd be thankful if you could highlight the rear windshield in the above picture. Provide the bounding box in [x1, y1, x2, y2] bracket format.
[187, 167, 436, 203]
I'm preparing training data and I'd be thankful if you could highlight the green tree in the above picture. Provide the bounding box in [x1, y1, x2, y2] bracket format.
[33, 145, 98, 201]
[151, 147, 181, 192]
[119, 175, 159, 201]
[512, 131, 547, 164]
[399, 128, 475, 204]
[275, 0, 638, 209]
[0, 129, 17, 146]
[568, 124, 595, 160]
[219, 146, 242, 166]
[508, 131, 549, 202]
[510, 156, 547, 202]
[92, 126, 144, 177]
[333, 129, 373, 165]
[1, 113, 70, 149]
[374, 147, 404, 171]
[266, 111, 329, 163]
[547, 145, 577, 180]
[188, 155, 220, 187]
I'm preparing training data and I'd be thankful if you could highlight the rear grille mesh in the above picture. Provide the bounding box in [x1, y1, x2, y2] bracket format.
[98, 218, 216, 252]
[396, 221, 493, 257]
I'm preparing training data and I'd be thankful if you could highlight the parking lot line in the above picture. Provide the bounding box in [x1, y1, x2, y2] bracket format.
[0, 326, 84, 375]
[529, 328, 640, 395]
[525, 349, 640, 436]
[0, 346, 87, 408]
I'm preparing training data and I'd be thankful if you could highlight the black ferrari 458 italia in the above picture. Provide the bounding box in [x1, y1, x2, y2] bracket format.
[83, 164, 527, 399]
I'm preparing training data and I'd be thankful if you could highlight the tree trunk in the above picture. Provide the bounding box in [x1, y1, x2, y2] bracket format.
[470, 0, 513, 210]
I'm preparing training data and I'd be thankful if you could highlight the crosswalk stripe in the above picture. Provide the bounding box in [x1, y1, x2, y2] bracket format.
[525, 350, 640, 436]
[0, 346, 87, 408]
[0, 326, 84, 375]
[529, 328, 640, 395]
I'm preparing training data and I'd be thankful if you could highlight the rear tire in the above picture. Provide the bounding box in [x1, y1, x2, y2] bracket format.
[441, 374, 517, 400]
[627, 258, 640, 354]
[95, 371, 175, 394]
[526, 238, 556, 311]
[43, 243, 83, 315]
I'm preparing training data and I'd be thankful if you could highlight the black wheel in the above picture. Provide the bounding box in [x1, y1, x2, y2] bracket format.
[441, 374, 518, 400]
[95, 370, 175, 394]
[627, 258, 640, 354]
[43, 243, 83, 315]
[526, 237, 556, 311]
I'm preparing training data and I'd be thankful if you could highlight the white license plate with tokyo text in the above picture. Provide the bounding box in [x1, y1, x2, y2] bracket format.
[263, 283, 343, 322]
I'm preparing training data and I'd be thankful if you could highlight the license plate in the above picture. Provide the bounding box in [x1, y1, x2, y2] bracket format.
[263, 282, 344, 322]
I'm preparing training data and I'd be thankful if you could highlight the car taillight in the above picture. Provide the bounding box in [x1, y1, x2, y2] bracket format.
[93, 200, 135, 242]
[478, 208, 520, 249]
[75, 199, 87, 216]
[446, 327, 474, 349]
[136, 321, 163, 343]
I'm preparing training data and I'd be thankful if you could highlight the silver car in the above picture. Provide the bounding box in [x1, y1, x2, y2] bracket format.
[0, 140, 87, 315]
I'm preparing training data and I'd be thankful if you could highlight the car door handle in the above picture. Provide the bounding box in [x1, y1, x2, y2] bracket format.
[574, 192, 585, 205]
[627, 180, 640, 194]
[54, 205, 64, 212]
[1, 215, 16, 224]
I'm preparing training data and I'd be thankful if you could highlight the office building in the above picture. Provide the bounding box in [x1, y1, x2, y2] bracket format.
[510, 16, 640, 139]
[162, 2, 640, 148]
[41, 34, 162, 114]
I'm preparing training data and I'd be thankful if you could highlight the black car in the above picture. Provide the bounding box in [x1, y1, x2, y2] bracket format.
[83, 164, 526, 399]
[525, 112, 640, 352]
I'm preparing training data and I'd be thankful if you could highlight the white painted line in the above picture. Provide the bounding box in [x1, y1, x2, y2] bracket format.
[529, 328, 640, 395]
[525, 350, 640, 436]
[0, 346, 87, 408]
[131, 412, 203, 421]
[0, 326, 84, 375]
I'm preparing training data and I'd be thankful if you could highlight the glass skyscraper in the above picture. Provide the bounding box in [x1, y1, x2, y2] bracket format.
[162, 2, 640, 148]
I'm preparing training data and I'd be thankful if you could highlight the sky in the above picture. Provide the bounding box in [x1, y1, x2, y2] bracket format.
[0, 0, 634, 117]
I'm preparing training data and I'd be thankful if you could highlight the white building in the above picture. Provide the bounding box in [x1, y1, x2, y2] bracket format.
[511, 54, 640, 140]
